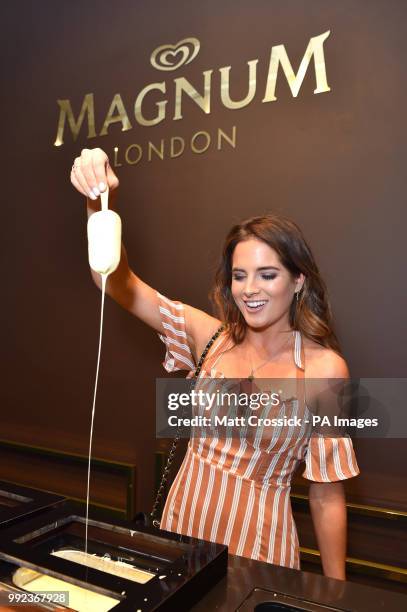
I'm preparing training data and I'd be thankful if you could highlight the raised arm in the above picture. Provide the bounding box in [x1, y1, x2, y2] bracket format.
[70, 148, 221, 362]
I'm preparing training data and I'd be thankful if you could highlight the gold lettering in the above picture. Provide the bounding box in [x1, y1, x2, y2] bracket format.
[263, 30, 331, 102]
[191, 131, 210, 154]
[117, 126, 234, 166]
[217, 126, 236, 150]
[148, 140, 164, 161]
[55, 32, 332, 146]
[134, 83, 167, 126]
[125, 144, 142, 165]
[100, 94, 132, 136]
[54, 93, 96, 146]
[174, 70, 213, 120]
[220, 60, 258, 109]
[170, 137, 185, 158]
[113, 146, 122, 167]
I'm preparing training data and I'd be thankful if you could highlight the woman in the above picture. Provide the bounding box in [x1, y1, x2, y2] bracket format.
[71, 148, 359, 580]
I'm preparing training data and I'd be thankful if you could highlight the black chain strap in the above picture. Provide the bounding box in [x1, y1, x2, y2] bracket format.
[150, 324, 225, 528]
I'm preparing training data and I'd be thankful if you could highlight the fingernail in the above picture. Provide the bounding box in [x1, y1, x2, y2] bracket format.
[99, 182, 106, 191]
[88, 191, 97, 200]
[92, 187, 100, 197]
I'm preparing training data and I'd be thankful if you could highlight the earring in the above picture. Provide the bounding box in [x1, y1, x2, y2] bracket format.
[296, 291, 299, 303]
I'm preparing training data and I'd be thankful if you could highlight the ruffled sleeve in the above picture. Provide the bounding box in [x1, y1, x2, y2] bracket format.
[302, 434, 360, 482]
[156, 292, 196, 373]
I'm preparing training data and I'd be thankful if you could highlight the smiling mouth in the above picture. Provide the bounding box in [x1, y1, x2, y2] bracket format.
[244, 300, 268, 313]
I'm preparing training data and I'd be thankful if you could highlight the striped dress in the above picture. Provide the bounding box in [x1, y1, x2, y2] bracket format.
[156, 292, 360, 569]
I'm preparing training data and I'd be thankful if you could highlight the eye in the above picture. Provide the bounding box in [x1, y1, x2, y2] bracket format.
[262, 273, 277, 280]
[232, 275, 245, 281]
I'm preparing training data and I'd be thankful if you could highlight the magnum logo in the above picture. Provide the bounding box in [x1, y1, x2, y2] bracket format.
[150, 37, 200, 71]
[54, 30, 331, 161]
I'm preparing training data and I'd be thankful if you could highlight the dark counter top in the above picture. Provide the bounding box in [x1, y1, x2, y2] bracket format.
[190, 554, 407, 612]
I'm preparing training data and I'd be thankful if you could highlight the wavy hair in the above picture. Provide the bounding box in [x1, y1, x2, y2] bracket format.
[209, 213, 341, 354]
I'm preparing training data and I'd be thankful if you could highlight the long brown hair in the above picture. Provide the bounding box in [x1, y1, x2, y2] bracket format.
[209, 213, 341, 354]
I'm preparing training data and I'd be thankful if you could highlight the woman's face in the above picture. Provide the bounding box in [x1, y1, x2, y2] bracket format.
[231, 238, 304, 330]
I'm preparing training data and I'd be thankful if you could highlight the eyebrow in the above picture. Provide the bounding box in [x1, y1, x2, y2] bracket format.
[232, 266, 280, 272]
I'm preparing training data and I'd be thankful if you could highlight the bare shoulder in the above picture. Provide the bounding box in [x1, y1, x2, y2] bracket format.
[302, 337, 350, 378]
[183, 303, 222, 363]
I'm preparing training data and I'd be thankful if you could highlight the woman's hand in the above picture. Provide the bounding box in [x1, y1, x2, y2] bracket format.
[70, 148, 119, 200]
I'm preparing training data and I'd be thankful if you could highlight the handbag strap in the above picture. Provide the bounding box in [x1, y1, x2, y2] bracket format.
[150, 323, 225, 527]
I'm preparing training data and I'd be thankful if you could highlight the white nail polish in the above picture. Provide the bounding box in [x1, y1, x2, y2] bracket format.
[99, 182, 106, 191]
[89, 191, 97, 200]
[92, 187, 100, 197]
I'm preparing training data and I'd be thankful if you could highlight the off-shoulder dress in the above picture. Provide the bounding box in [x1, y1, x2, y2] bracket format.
[156, 292, 360, 569]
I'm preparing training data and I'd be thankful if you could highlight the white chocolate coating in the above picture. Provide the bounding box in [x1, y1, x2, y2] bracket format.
[52, 549, 155, 583]
[87, 210, 122, 276]
[13, 567, 119, 612]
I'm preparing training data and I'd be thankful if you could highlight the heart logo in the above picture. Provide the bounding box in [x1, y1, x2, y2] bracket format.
[150, 37, 200, 71]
